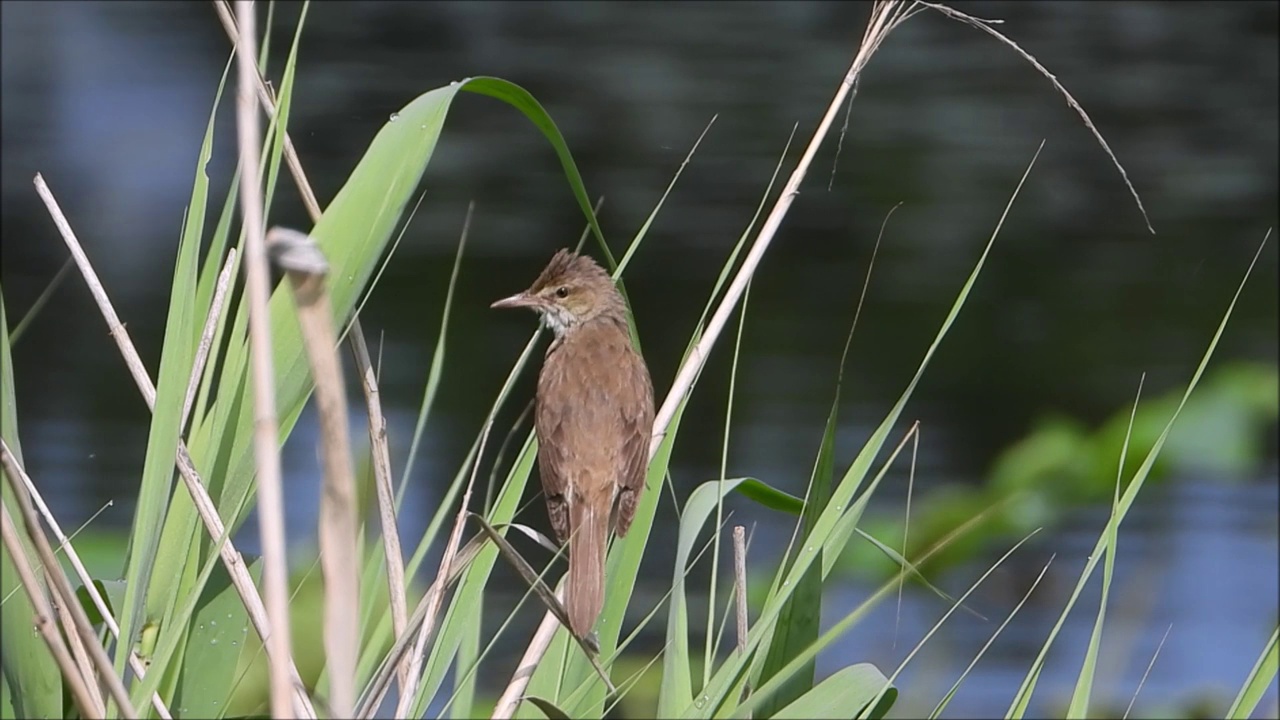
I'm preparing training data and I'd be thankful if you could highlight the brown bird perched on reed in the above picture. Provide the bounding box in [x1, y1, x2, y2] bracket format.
[491, 249, 654, 638]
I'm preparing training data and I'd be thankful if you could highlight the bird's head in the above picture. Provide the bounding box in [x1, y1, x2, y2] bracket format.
[490, 249, 625, 337]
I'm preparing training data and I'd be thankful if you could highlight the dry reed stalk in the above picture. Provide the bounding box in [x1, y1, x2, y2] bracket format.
[734, 524, 751, 712]
[733, 525, 748, 655]
[47, 569, 106, 719]
[212, 0, 322, 218]
[210, 8, 414, 704]
[32, 173, 317, 719]
[232, 2, 294, 716]
[10, 452, 172, 718]
[348, 327, 410, 691]
[266, 228, 360, 717]
[1, 441, 136, 718]
[180, 249, 238, 428]
[395, 405, 493, 718]
[353, 536, 486, 717]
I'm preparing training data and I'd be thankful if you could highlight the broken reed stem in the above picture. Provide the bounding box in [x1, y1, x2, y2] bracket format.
[0, 504, 103, 719]
[267, 228, 360, 718]
[1, 441, 137, 718]
[232, 2, 294, 717]
[31, 172, 316, 718]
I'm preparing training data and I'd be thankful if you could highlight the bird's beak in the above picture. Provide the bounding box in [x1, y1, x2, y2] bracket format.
[490, 292, 538, 310]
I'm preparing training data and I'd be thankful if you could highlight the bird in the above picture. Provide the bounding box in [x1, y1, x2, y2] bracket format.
[491, 248, 654, 638]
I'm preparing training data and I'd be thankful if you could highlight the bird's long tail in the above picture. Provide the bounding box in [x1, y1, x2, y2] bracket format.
[567, 500, 608, 637]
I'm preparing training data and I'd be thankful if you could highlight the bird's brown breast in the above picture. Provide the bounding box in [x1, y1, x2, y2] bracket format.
[534, 316, 654, 541]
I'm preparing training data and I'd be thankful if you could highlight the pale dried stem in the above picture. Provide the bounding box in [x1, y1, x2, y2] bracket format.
[211, 10, 413, 705]
[31, 173, 317, 718]
[10, 443, 171, 717]
[651, 0, 905, 449]
[48, 567, 107, 719]
[0, 504, 103, 719]
[492, 3, 914, 715]
[348, 327, 410, 691]
[490, 586, 568, 719]
[268, 228, 359, 717]
[733, 525, 751, 711]
[212, 0, 322, 218]
[32, 177, 157, 408]
[1, 441, 137, 718]
[233, 2, 294, 717]
[354, 539, 484, 718]
[733, 525, 748, 655]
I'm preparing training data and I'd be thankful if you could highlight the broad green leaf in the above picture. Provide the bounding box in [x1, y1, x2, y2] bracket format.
[128, 520, 239, 714]
[771, 664, 895, 720]
[172, 559, 257, 718]
[114, 60, 217, 704]
[75, 579, 128, 627]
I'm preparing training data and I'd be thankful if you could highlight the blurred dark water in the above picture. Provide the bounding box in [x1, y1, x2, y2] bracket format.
[2, 1, 1277, 716]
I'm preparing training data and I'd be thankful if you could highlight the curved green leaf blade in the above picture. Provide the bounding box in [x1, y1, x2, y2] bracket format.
[771, 664, 896, 720]
[732, 478, 803, 515]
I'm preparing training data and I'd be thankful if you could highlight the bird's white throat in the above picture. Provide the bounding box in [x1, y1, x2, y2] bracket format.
[538, 305, 576, 338]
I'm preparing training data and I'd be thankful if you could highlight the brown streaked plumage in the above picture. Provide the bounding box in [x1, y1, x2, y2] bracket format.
[491, 249, 654, 637]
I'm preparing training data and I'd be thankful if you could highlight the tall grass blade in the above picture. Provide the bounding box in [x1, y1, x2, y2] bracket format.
[691, 141, 1043, 718]
[7, 259, 72, 346]
[0, 290, 64, 719]
[1005, 234, 1270, 718]
[755, 290, 861, 716]
[1225, 626, 1279, 720]
[399, 207, 471, 505]
[1066, 377, 1145, 718]
[113, 63, 224, 704]
[660, 476, 754, 716]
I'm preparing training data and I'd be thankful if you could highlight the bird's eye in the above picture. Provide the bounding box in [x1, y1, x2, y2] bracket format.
[555, 286, 569, 298]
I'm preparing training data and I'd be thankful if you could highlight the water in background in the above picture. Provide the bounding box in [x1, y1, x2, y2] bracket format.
[2, 2, 1277, 716]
